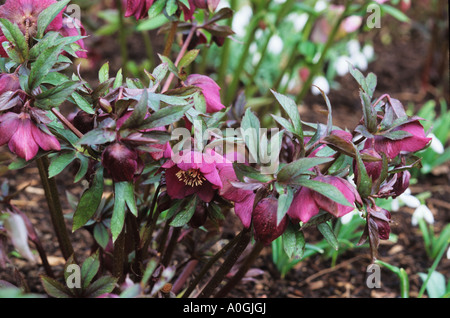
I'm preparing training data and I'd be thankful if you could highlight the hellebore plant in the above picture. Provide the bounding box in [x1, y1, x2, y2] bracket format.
[0, 0, 434, 299]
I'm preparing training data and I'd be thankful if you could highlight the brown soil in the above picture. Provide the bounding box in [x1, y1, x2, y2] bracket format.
[0, 2, 449, 299]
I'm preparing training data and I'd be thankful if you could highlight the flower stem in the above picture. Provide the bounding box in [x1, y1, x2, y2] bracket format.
[217, 0, 237, 90]
[36, 156, 74, 261]
[114, 0, 129, 77]
[198, 228, 251, 298]
[214, 241, 264, 298]
[182, 230, 246, 298]
[163, 21, 179, 57]
[161, 25, 197, 93]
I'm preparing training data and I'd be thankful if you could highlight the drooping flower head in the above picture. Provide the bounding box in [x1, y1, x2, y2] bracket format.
[367, 119, 431, 159]
[124, 0, 154, 20]
[0, 111, 60, 161]
[185, 74, 225, 113]
[287, 175, 362, 223]
[252, 197, 288, 245]
[101, 142, 143, 182]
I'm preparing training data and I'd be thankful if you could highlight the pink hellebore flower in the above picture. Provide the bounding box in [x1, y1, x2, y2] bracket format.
[369, 120, 431, 159]
[102, 142, 143, 182]
[124, 0, 154, 20]
[163, 150, 223, 203]
[0, 0, 64, 57]
[0, 112, 60, 161]
[185, 74, 225, 113]
[288, 175, 362, 223]
[252, 197, 288, 245]
[218, 164, 256, 228]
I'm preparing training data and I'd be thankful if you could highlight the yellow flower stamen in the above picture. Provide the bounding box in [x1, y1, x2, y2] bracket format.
[176, 169, 206, 187]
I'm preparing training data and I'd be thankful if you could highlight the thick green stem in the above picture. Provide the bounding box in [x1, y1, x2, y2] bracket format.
[295, 2, 351, 104]
[36, 156, 74, 261]
[198, 229, 251, 298]
[214, 241, 264, 298]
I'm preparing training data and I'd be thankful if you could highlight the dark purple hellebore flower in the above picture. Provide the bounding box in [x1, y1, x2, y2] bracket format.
[102, 142, 143, 182]
[253, 197, 288, 245]
[162, 150, 223, 203]
[0, 0, 64, 57]
[124, 0, 154, 20]
[368, 205, 391, 240]
[392, 170, 410, 198]
[0, 112, 60, 161]
[353, 147, 383, 183]
[185, 74, 225, 113]
[287, 175, 362, 223]
[369, 120, 431, 159]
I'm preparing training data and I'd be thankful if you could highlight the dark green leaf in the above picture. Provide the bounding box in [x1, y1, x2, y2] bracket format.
[282, 223, 305, 259]
[81, 252, 100, 289]
[35, 81, 82, 110]
[170, 195, 198, 227]
[241, 108, 261, 164]
[40, 276, 72, 298]
[178, 49, 200, 70]
[277, 187, 294, 226]
[139, 104, 192, 129]
[28, 43, 65, 91]
[317, 222, 339, 251]
[72, 167, 104, 232]
[48, 151, 76, 178]
[0, 18, 29, 62]
[84, 276, 118, 298]
[36, 0, 71, 39]
[277, 157, 334, 183]
[271, 90, 303, 140]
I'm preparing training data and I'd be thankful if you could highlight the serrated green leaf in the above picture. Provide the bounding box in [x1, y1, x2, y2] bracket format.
[81, 252, 100, 289]
[277, 157, 334, 183]
[271, 90, 303, 140]
[277, 187, 294, 226]
[178, 49, 200, 70]
[98, 62, 110, 83]
[28, 43, 65, 92]
[297, 178, 354, 207]
[0, 18, 29, 62]
[40, 276, 72, 298]
[84, 276, 118, 298]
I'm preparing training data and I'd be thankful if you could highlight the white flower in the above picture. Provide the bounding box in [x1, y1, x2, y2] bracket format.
[286, 13, 309, 32]
[350, 52, 368, 71]
[311, 76, 330, 95]
[428, 133, 444, 154]
[314, 0, 329, 12]
[216, 0, 230, 10]
[396, 188, 421, 208]
[362, 44, 375, 60]
[335, 56, 350, 76]
[268, 34, 283, 55]
[411, 204, 435, 226]
[447, 246, 450, 259]
[232, 5, 253, 38]
[3, 213, 36, 264]
[341, 209, 358, 224]
[273, 0, 286, 3]
[347, 39, 361, 57]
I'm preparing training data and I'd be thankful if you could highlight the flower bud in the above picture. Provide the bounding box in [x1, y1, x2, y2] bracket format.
[71, 111, 94, 134]
[102, 142, 140, 182]
[3, 213, 36, 263]
[369, 206, 391, 240]
[392, 170, 410, 198]
[0, 73, 20, 95]
[252, 197, 288, 245]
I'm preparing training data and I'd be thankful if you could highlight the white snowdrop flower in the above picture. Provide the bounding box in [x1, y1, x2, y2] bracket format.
[280, 73, 289, 88]
[249, 42, 258, 54]
[254, 29, 264, 40]
[362, 44, 374, 60]
[447, 246, 450, 259]
[252, 52, 261, 65]
[335, 56, 350, 76]
[351, 52, 368, 71]
[311, 76, 330, 95]
[391, 198, 400, 212]
[268, 34, 283, 55]
[411, 204, 435, 226]
[232, 5, 253, 38]
[314, 0, 328, 12]
[4, 213, 36, 264]
[287, 13, 309, 32]
[397, 190, 421, 209]
[216, 0, 230, 10]
[347, 39, 361, 57]
[287, 77, 299, 91]
[341, 209, 358, 224]
[428, 133, 444, 154]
